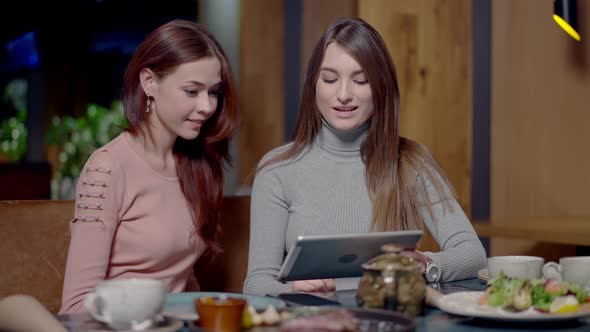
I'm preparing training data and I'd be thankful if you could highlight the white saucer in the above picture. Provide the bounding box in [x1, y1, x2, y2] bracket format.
[162, 306, 199, 321]
[477, 268, 489, 282]
[84, 317, 183, 332]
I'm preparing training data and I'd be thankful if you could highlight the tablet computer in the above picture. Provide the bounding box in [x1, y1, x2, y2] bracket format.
[277, 230, 423, 282]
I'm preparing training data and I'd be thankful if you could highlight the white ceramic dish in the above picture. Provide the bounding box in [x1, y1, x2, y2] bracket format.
[437, 291, 590, 322]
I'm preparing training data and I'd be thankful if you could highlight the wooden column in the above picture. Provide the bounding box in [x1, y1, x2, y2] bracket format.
[239, 0, 285, 185]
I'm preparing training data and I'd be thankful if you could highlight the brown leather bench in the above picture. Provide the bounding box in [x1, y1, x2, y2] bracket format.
[0, 200, 72, 315]
[0, 196, 251, 314]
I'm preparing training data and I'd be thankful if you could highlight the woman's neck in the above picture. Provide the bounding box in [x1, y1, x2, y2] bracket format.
[128, 123, 177, 177]
[316, 117, 369, 161]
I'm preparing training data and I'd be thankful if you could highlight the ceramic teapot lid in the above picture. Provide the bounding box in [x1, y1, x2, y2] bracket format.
[361, 244, 422, 272]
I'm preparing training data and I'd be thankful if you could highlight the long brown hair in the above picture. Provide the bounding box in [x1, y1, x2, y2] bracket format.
[122, 19, 238, 253]
[261, 18, 452, 231]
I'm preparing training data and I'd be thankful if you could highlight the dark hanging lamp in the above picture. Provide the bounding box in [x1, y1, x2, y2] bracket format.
[553, 0, 581, 41]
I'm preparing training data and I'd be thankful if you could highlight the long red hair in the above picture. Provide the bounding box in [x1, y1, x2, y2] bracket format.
[122, 19, 238, 253]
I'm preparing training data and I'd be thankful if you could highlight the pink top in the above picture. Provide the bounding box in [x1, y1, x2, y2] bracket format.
[60, 132, 206, 313]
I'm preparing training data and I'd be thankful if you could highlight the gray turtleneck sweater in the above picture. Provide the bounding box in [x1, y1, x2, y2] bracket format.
[243, 120, 487, 295]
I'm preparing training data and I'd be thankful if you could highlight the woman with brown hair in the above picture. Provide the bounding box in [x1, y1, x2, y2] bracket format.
[244, 18, 486, 295]
[60, 19, 238, 313]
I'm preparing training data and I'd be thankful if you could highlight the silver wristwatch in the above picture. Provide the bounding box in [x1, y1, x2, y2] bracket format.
[424, 259, 440, 283]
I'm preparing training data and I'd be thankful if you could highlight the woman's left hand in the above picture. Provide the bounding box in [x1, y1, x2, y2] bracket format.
[287, 279, 336, 293]
[400, 249, 428, 273]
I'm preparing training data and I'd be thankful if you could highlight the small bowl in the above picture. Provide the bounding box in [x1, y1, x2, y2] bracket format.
[195, 296, 246, 332]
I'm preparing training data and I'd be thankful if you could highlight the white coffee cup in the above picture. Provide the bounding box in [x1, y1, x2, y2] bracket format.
[487, 256, 544, 279]
[543, 256, 590, 288]
[84, 278, 166, 331]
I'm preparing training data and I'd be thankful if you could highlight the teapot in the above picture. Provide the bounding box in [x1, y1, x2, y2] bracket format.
[356, 244, 426, 316]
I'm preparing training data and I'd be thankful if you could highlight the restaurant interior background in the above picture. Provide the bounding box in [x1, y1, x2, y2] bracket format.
[1, 0, 589, 260]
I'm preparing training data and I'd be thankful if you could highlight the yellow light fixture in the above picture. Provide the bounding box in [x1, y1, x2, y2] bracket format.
[553, 0, 581, 41]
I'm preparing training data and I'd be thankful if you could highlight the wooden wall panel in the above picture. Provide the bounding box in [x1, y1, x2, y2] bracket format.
[301, 0, 358, 80]
[359, 0, 472, 215]
[239, 0, 285, 184]
[490, 0, 590, 259]
[359, 0, 472, 252]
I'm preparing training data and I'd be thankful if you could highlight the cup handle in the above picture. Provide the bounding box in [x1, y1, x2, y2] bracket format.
[543, 262, 562, 281]
[84, 292, 110, 324]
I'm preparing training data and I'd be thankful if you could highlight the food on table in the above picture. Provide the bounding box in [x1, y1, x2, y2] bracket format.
[479, 271, 590, 313]
[241, 305, 282, 328]
[241, 305, 254, 328]
[549, 295, 579, 314]
[261, 305, 281, 324]
[578, 301, 590, 313]
[279, 308, 358, 331]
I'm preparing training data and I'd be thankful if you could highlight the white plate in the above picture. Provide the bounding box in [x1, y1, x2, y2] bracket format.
[437, 291, 590, 322]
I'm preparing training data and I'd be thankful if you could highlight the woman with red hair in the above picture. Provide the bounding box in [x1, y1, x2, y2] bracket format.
[60, 19, 238, 313]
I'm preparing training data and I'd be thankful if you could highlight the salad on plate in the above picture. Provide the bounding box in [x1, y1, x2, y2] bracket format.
[479, 271, 590, 314]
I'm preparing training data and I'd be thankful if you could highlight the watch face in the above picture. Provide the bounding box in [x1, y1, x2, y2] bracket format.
[426, 263, 439, 282]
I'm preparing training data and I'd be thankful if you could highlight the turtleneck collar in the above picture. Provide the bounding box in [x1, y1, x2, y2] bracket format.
[315, 116, 370, 161]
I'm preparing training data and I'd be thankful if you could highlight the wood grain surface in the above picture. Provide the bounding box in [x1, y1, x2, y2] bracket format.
[490, 0, 590, 258]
